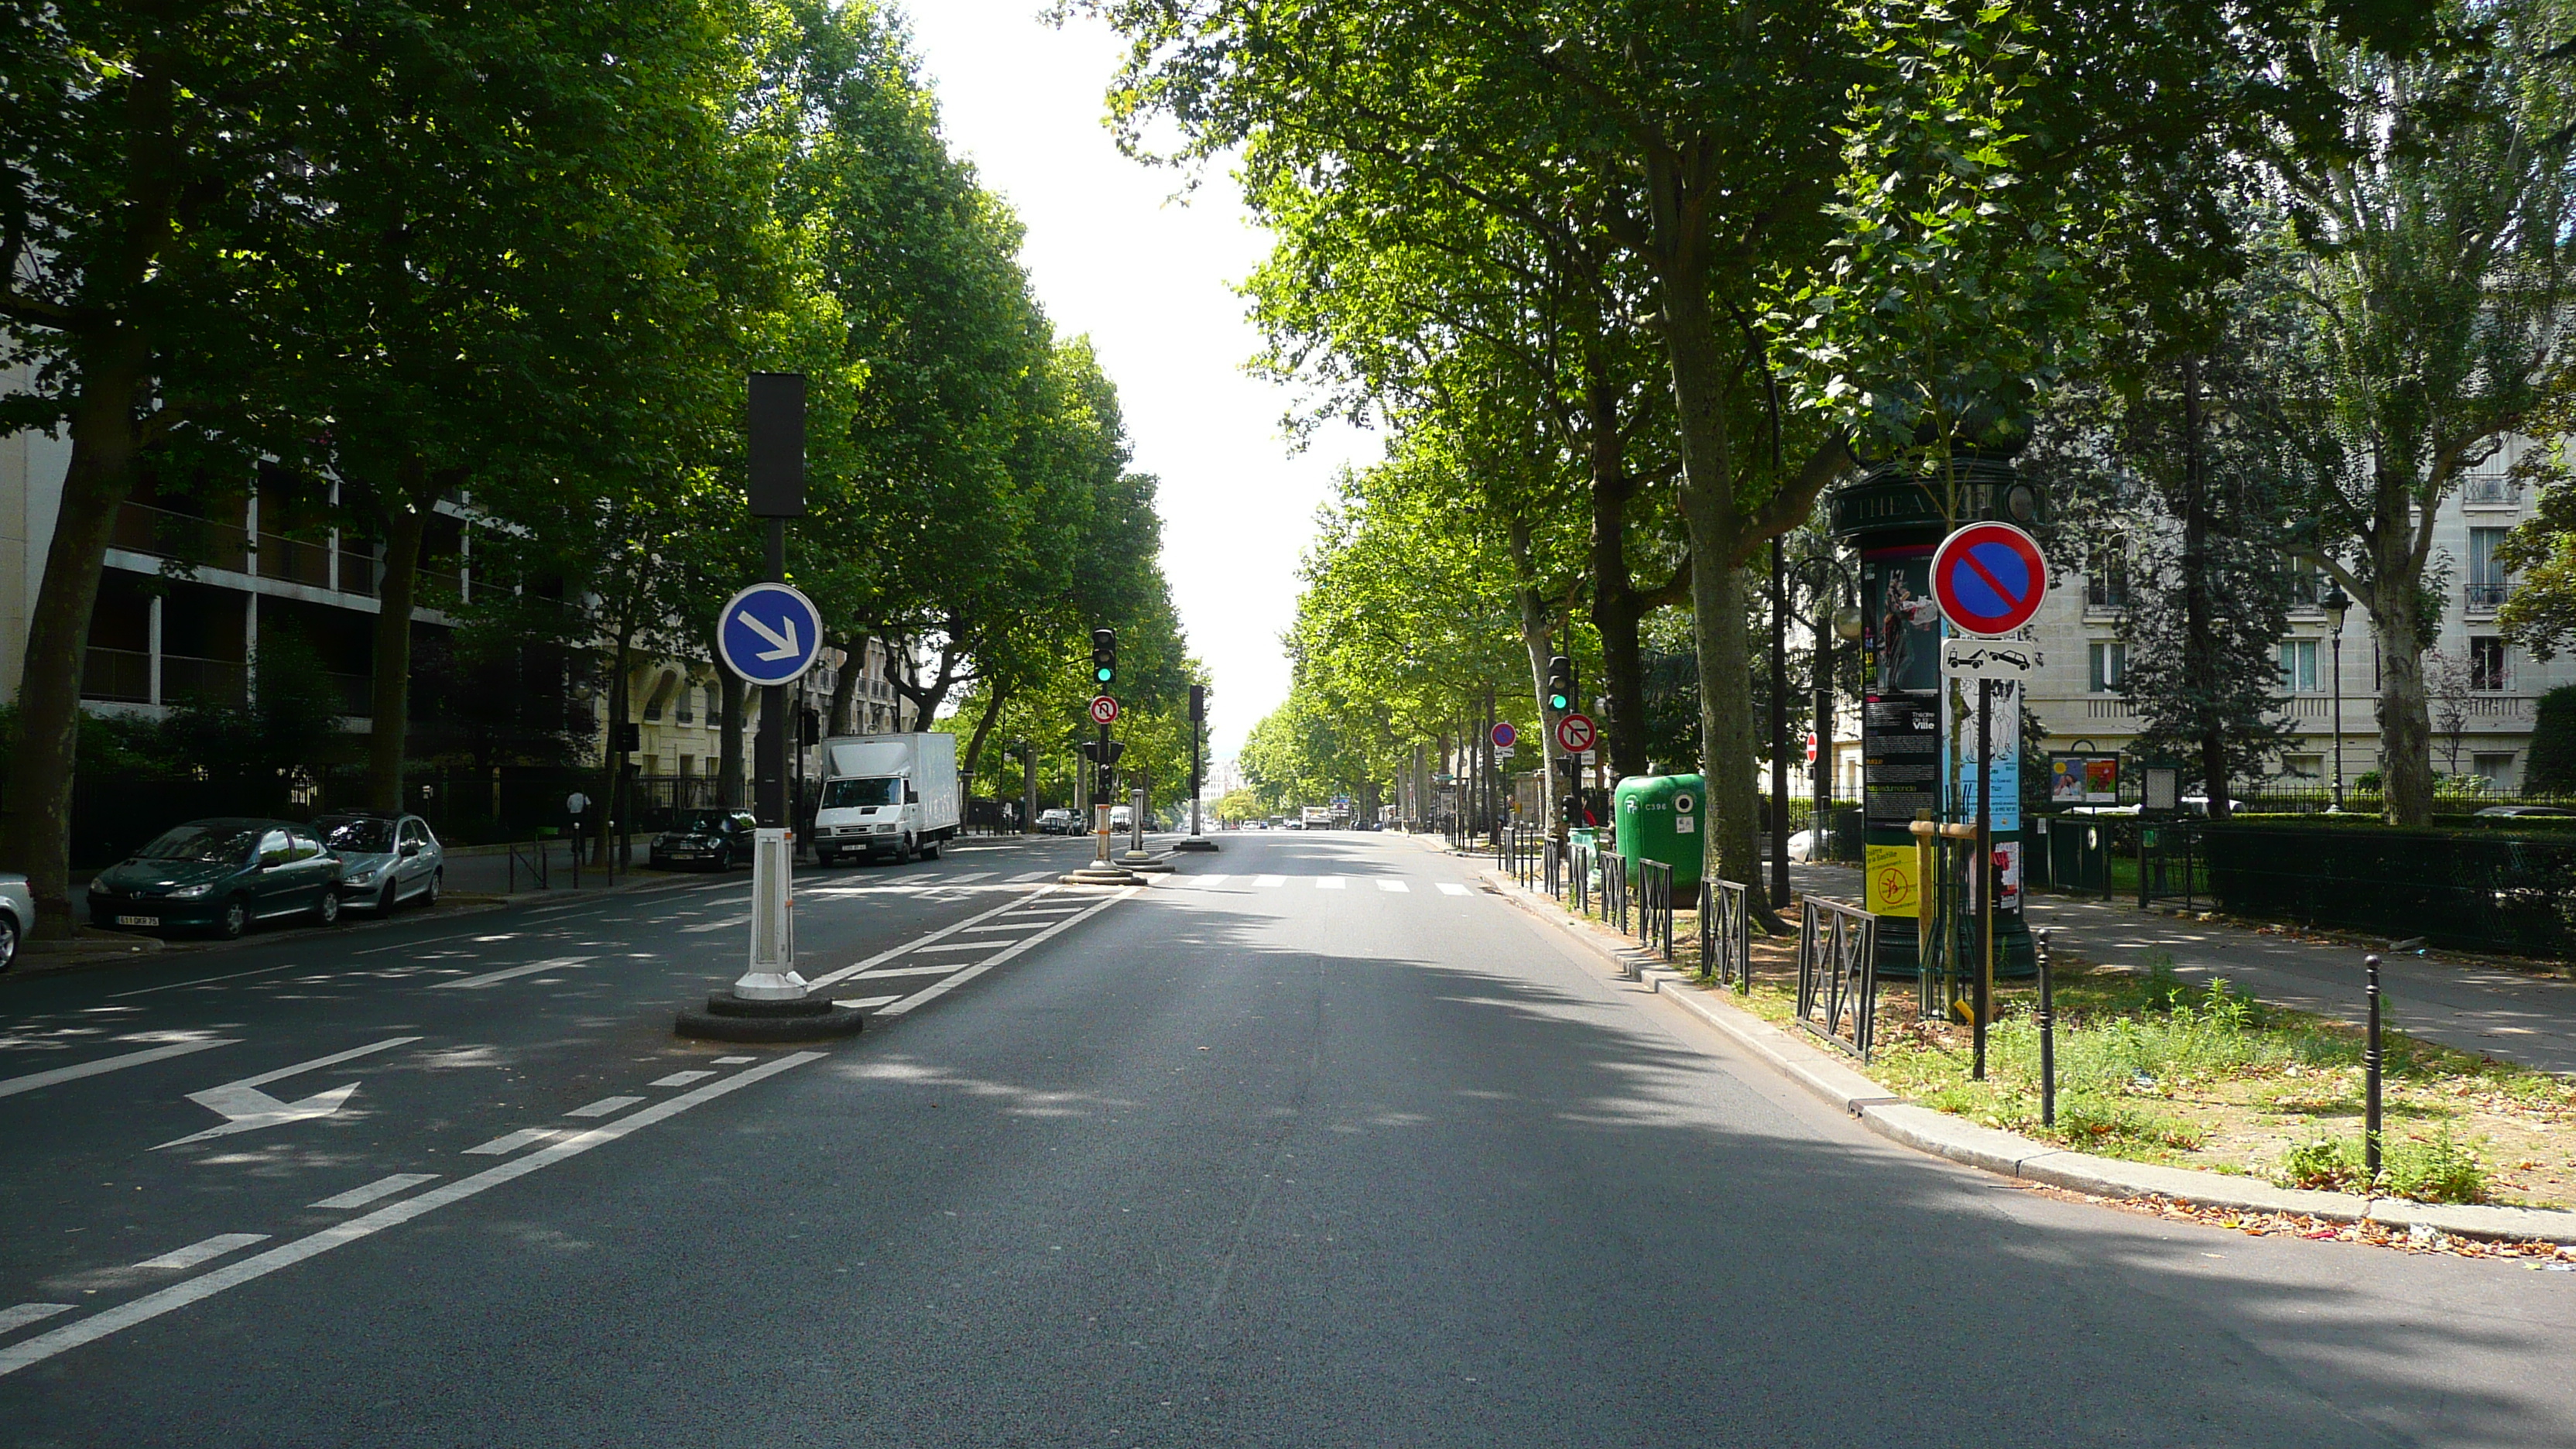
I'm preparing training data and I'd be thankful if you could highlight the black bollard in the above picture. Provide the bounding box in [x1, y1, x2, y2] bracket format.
[2036, 927, 2056, 1129]
[2364, 952, 2383, 1185]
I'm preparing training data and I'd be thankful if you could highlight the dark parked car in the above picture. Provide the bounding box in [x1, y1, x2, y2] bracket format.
[314, 810, 446, 913]
[87, 818, 343, 939]
[650, 809, 757, 870]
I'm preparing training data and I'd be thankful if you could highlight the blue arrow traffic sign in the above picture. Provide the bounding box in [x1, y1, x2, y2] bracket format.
[716, 581, 824, 687]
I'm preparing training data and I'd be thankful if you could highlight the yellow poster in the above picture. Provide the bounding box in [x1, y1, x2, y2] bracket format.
[1865, 844, 1919, 916]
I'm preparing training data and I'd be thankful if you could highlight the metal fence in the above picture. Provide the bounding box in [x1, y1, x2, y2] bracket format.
[1601, 850, 1631, 935]
[2204, 822, 2576, 957]
[1794, 896, 1880, 1061]
[1698, 876, 1751, 992]
[2138, 819, 2208, 909]
[1637, 860, 1675, 960]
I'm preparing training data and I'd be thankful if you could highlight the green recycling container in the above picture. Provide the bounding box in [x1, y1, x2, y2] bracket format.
[1613, 774, 1706, 892]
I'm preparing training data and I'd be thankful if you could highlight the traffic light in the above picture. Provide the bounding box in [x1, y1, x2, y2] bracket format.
[1546, 656, 1576, 714]
[1091, 629, 1117, 687]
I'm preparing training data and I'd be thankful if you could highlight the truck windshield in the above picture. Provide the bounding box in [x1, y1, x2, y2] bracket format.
[822, 777, 900, 809]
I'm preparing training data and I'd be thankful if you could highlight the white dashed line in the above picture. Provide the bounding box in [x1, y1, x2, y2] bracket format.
[713, 1056, 756, 1065]
[430, 956, 597, 990]
[462, 1128, 559, 1156]
[136, 1234, 270, 1271]
[1438, 882, 1471, 896]
[310, 1173, 440, 1211]
[565, 1095, 645, 1118]
[1254, 875, 1285, 888]
[0, 1304, 73, 1335]
[0, 1038, 241, 1100]
[649, 1070, 715, 1088]
[1316, 877, 1345, 890]
[1377, 879, 1409, 892]
[678, 914, 752, 933]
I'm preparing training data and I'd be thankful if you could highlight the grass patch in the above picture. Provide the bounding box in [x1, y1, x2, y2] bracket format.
[1548, 881, 2576, 1208]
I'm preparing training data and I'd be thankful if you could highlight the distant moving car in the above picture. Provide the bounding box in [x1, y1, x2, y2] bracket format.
[0, 872, 29, 971]
[1109, 803, 1135, 832]
[1036, 807, 1078, 834]
[649, 809, 757, 871]
[314, 810, 444, 913]
[2476, 804, 2576, 818]
[87, 818, 342, 938]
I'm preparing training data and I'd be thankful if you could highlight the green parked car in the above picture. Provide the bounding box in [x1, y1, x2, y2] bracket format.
[87, 818, 344, 939]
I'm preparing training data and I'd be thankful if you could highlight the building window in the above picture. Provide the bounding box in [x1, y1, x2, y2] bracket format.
[2474, 752, 2516, 789]
[2283, 564, 2323, 608]
[2281, 753, 2324, 779]
[2471, 636, 2509, 691]
[2468, 527, 2509, 610]
[2086, 641, 2126, 694]
[2084, 548, 2129, 608]
[677, 688, 694, 724]
[2276, 639, 2318, 693]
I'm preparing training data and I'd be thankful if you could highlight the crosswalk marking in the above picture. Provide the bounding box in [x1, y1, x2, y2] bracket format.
[1254, 875, 1286, 887]
[1316, 876, 1345, 889]
[1437, 882, 1471, 896]
[1194, 874, 1231, 888]
[1377, 879, 1409, 892]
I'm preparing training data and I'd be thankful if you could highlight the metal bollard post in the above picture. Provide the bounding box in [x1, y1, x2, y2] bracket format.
[2036, 927, 2055, 1129]
[2364, 952, 2383, 1184]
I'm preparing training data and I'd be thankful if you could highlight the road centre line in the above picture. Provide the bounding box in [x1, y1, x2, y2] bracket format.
[875, 888, 1133, 1019]
[429, 956, 598, 990]
[0, 1038, 241, 1101]
[803, 886, 1060, 991]
[0, 1053, 822, 1379]
[310, 1173, 440, 1211]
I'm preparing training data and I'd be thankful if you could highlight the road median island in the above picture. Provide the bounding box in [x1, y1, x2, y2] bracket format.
[1481, 864, 2576, 1255]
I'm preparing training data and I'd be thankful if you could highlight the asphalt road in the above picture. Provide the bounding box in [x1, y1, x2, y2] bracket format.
[2, 831, 2570, 1446]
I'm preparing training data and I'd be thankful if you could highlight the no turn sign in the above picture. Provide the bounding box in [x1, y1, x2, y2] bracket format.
[1554, 712, 1597, 755]
[1089, 694, 1119, 724]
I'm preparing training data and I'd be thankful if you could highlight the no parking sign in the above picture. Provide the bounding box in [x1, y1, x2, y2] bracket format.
[1930, 522, 2048, 637]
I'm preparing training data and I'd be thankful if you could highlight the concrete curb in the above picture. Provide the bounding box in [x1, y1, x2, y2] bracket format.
[1482, 867, 2576, 1246]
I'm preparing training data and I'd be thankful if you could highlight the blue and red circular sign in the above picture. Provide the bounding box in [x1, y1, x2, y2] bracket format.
[1930, 522, 2048, 637]
[1490, 721, 1518, 749]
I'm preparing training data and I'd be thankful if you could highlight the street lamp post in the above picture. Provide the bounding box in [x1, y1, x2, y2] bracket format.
[2323, 581, 2351, 812]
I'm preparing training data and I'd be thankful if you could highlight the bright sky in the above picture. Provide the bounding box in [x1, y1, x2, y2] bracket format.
[899, 1, 1376, 762]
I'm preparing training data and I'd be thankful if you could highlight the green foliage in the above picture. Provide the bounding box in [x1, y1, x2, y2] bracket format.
[2528, 687, 2576, 793]
[2276, 1129, 2489, 1204]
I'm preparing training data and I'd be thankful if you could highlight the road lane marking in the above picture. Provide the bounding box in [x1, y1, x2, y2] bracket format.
[1316, 877, 1345, 890]
[0, 1053, 823, 1379]
[153, 1037, 424, 1149]
[136, 1234, 270, 1271]
[1254, 875, 1285, 888]
[0, 1304, 72, 1335]
[804, 886, 1064, 991]
[678, 914, 752, 933]
[1377, 879, 1409, 892]
[849, 963, 972, 981]
[941, 872, 995, 885]
[233, 1037, 420, 1090]
[429, 956, 598, 990]
[1009, 870, 1055, 882]
[713, 1056, 756, 1064]
[957, 922, 1045, 933]
[830, 994, 901, 1010]
[1438, 882, 1471, 896]
[912, 941, 1000, 954]
[0, 1038, 241, 1101]
[877, 888, 1134, 1018]
[649, 1070, 714, 1088]
[565, 1095, 645, 1118]
[109, 963, 313, 997]
[1193, 875, 1231, 888]
[462, 1128, 559, 1156]
[310, 1174, 440, 1211]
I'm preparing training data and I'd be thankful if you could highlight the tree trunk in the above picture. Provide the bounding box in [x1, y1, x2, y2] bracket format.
[2372, 533, 2434, 827]
[826, 639, 860, 735]
[0, 332, 152, 930]
[2180, 357, 2232, 821]
[961, 686, 1008, 786]
[595, 639, 632, 866]
[366, 464, 433, 811]
[1583, 364, 1651, 783]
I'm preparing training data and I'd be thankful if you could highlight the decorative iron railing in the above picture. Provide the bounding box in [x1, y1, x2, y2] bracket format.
[1794, 896, 1879, 1060]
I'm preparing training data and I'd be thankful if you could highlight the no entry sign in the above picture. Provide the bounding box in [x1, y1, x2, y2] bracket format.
[1089, 694, 1119, 724]
[1554, 712, 1597, 755]
[1931, 522, 2048, 637]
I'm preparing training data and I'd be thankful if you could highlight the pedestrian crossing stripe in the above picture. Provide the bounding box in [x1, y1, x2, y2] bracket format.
[1316, 876, 1345, 889]
[1377, 879, 1408, 892]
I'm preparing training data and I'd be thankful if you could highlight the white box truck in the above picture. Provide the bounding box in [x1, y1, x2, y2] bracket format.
[811, 732, 961, 865]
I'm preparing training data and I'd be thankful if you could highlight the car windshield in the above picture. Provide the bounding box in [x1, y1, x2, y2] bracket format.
[317, 817, 396, 854]
[672, 811, 732, 834]
[822, 777, 900, 809]
[136, 824, 261, 864]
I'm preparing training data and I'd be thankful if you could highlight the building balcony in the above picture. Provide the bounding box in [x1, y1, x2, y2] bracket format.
[113, 502, 251, 573]
[2462, 474, 2522, 507]
[80, 649, 250, 708]
[2466, 581, 2511, 612]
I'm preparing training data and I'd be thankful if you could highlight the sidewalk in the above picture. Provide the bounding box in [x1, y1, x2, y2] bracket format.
[1793, 861, 2576, 1075]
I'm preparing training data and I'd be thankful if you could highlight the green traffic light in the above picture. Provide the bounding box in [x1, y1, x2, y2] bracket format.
[1096, 666, 1114, 683]
[1549, 692, 1570, 711]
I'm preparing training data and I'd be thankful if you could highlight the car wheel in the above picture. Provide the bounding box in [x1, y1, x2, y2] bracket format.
[376, 879, 398, 914]
[217, 897, 248, 940]
[0, 913, 16, 973]
[315, 889, 341, 927]
[423, 868, 441, 906]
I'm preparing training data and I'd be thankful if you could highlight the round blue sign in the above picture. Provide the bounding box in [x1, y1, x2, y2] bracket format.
[716, 581, 824, 687]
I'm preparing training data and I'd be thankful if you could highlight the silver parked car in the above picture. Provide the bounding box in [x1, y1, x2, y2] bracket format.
[0, 871, 29, 971]
[314, 811, 444, 913]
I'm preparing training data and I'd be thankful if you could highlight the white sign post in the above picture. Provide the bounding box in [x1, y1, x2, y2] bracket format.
[734, 827, 805, 1001]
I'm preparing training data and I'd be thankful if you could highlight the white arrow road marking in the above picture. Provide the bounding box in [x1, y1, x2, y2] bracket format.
[738, 609, 801, 661]
[155, 1036, 420, 1149]
[0, 1053, 822, 1379]
[0, 1037, 240, 1101]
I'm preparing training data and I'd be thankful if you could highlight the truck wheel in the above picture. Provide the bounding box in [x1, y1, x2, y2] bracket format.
[920, 837, 941, 861]
[897, 834, 915, 864]
[817, 849, 837, 868]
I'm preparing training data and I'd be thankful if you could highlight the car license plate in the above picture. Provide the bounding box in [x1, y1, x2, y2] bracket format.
[115, 914, 159, 927]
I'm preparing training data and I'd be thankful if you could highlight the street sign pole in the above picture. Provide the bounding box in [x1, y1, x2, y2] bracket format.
[1974, 676, 1993, 1082]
